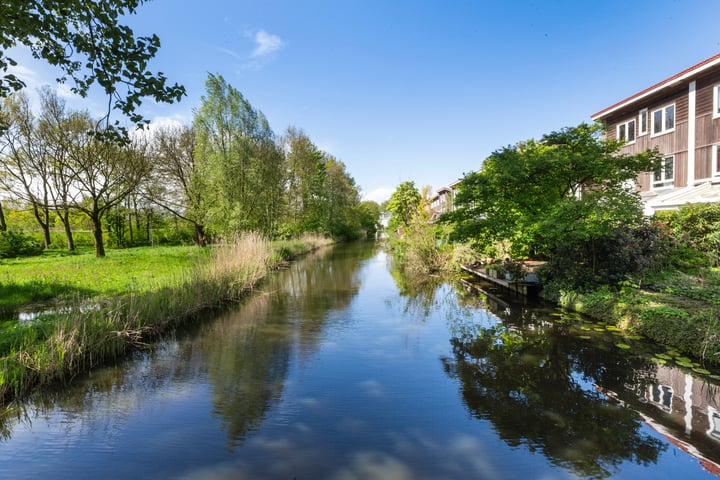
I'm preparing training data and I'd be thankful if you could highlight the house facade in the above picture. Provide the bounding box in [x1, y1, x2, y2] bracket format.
[591, 53, 720, 214]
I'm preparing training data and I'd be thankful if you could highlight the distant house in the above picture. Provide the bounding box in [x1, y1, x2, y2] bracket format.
[591, 53, 720, 214]
[429, 179, 462, 221]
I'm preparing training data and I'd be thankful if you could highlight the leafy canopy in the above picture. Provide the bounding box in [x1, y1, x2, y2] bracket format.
[443, 122, 662, 259]
[0, 0, 185, 134]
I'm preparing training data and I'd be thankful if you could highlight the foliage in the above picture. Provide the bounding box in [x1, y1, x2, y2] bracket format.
[0, 230, 42, 258]
[0, 0, 185, 134]
[194, 74, 285, 237]
[539, 222, 672, 292]
[386, 181, 421, 231]
[658, 202, 720, 258]
[443, 122, 663, 287]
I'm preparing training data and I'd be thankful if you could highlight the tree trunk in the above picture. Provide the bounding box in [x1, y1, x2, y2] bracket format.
[32, 203, 52, 249]
[57, 208, 75, 251]
[92, 214, 106, 257]
[0, 200, 6, 232]
[194, 223, 206, 247]
[128, 211, 134, 245]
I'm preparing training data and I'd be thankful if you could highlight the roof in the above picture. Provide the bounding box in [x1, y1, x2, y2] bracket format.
[591, 53, 720, 121]
[642, 181, 720, 212]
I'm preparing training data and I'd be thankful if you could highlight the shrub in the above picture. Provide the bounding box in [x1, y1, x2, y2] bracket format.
[0, 230, 43, 258]
[539, 223, 671, 291]
[663, 202, 720, 254]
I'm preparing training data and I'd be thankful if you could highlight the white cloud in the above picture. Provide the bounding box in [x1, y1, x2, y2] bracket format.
[362, 187, 394, 204]
[251, 30, 284, 58]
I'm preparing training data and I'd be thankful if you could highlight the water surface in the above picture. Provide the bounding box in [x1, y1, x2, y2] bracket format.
[1, 242, 720, 479]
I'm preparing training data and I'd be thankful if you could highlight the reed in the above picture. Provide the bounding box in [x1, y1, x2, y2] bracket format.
[0, 233, 331, 403]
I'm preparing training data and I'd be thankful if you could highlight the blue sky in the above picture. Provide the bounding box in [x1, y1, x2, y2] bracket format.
[10, 0, 720, 203]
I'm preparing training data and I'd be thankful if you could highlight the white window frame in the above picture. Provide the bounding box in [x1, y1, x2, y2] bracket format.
[713, 144, 720, 178]
[652, 155, 675, 189]
[616, 119, 636, 144]
[713, 85, 720, 119]
[651, 103, 676, 137]
[638, 108, 648, 135]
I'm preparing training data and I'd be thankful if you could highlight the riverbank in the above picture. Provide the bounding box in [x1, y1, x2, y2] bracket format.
[543, 267, 720, 365]
[0, 233, 333, 404]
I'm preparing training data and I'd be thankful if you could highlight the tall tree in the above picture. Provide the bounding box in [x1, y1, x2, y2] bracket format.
[147, 124, 208, 246]
[193, 73, 282, 236]
[387, 181, 422, 231]
[64, 115, 151, 256]
[0, 92, 53, 248]
[323, 155, 360, 239]
[37, 87, 77, 250]
[0, 0, 185, 135]
[281, 126, 326, 232]
[444, 122, 662, 264]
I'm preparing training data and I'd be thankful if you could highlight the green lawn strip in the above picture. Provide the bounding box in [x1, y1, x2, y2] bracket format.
[0, 246, 209, 310]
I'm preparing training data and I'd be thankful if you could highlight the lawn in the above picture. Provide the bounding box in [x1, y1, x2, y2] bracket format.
[0, 246, 210, 313]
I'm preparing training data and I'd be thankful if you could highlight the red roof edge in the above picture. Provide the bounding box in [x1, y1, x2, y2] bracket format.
[591, 53, 720, 121]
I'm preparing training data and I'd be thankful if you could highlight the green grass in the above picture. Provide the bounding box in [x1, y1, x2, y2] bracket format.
[0, 246, 210, 312]
[0, 234, 332, 404]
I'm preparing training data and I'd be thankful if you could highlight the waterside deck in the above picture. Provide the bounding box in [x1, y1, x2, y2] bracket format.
[460, 263, 543, 296]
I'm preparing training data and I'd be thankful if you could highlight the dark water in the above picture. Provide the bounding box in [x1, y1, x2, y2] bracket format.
[2, 242, 720, 479]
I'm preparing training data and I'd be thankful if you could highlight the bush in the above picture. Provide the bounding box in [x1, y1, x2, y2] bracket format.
[0, 230, 43, 258]
[539, 223, 671, 291]
[662, 202, 720, 254]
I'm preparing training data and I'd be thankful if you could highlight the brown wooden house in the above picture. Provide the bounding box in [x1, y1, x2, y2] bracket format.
[591, 54, 720, 213]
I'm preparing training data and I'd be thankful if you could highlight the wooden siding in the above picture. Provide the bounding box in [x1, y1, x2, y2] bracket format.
[694, 70, 720, 181]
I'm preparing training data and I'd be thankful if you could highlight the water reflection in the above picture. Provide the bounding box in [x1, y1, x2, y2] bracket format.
[443, 279, 720, 478]
[0, 243, 375, 451]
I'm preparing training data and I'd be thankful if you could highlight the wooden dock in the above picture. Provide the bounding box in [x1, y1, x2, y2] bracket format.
[460, 264, 542, 296]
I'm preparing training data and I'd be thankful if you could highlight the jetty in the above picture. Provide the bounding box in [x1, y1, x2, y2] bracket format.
[460, 261, 543, 296]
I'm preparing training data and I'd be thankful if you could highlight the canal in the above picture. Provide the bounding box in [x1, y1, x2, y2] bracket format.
[1, 242, 720, 479]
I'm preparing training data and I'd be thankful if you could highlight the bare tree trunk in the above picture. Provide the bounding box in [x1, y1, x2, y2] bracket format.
[57, 208, 75, 251]
[194, 223, 206, 247]
[32, 202, 51, 249]
[91, 214, 106, 257]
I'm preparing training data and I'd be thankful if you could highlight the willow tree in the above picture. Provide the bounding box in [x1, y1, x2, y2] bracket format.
[193, 74, 285, 237]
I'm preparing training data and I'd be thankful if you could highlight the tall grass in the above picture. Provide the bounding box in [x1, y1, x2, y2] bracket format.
[0, 233, 330, 403]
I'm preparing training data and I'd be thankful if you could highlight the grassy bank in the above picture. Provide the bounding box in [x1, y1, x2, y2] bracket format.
[0, 233, 332, 403]
[546, 267, 720, 365]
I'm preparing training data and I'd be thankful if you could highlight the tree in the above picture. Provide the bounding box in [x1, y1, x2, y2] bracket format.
[63, 115, 151, 256]
[193, 73, 284, 236]
[0, 92, 54, 248]
[387, 181, 421, 231]
[147, 124, 208, 246]
[281, 126, 326, 234]
[356, 200, 381, 238]
[0, 0, 185, 135]
[323, 155, 361, 239]
[444, 123, 662, 267]
[36, 87, 78, 250]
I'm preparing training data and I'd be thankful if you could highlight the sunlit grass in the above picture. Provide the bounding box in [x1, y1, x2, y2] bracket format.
[0, 233, 332, 403]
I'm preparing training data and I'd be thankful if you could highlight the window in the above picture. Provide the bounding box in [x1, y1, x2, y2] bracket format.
[713, 144, 720, 177]
[617, 119, 636, 143]
[653, 155, 674, 188]
[652, 103, 675, 136]
[639, 108, 648, 135]
[714, 85, 720, 119]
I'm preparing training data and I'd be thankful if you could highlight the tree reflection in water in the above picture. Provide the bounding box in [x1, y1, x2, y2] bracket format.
[441, 285, 667, 479]
[199, 242, 375, 447]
